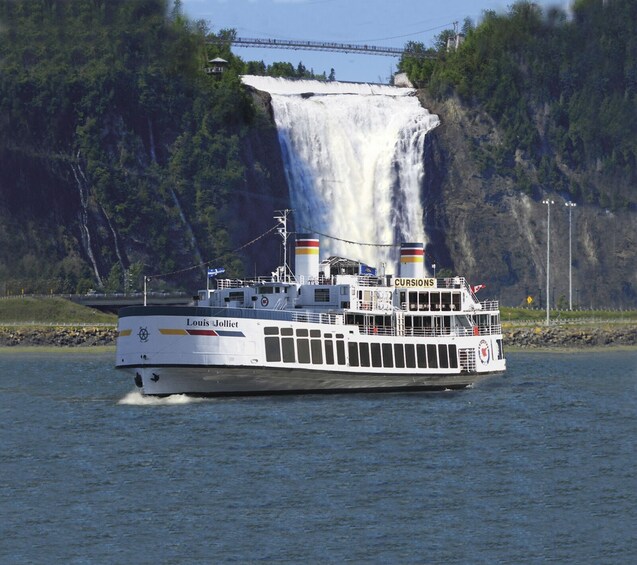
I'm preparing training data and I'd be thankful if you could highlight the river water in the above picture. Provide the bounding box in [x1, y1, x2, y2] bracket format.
[1, 349, 636, 564]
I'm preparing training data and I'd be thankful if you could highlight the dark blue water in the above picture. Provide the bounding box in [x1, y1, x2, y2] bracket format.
[1, 349, 636, 564]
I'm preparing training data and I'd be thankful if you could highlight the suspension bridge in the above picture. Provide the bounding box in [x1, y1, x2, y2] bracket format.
[207, 36, 435, 59]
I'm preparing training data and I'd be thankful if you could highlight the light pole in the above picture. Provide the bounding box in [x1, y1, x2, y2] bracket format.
[542, 199, 554, 325]
[432, 263, 436, 278]
[565, 201, 576, 311]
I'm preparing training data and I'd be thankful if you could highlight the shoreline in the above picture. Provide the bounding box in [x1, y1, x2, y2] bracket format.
[0, 324, 635, 350]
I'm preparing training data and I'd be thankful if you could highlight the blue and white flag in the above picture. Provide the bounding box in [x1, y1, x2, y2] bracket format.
[207, 267, 225, 278]
[359, 264, 377, 276]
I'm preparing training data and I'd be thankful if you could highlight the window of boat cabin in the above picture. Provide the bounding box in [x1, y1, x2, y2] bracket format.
[296, 328, 310, 364]
[448, 344, 458, 368]
[382, 343, 393, 368]
[427, 344, 438, 368]
[438, 344, 449, 368]
[405, 343, 416, 368]
[281, 327, 295, 362]
[310, 330, 323, 364]
[258, 286, 275, 294]
[228, 291, 244, 302]
[370, 342, 382, 367]
[359, 342, 371, 367]
[416, 344, 427, 367]
[430, 292, 441, 310]
[336, 335, 346, 365]
[348, 342, 359, 366]
[264, 327, 281, 362]
[394, 344, 405, 368]
[323, 333, 335, 365]
[314, 288, 330, 303]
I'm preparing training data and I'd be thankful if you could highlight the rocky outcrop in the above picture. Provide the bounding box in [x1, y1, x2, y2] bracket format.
[504, 325, 637, 348]
[417, 92, 637, 309]
[0, 326, 116, 347]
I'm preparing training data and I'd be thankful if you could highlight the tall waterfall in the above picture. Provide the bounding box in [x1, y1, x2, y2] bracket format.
[242, 76, 440, 272]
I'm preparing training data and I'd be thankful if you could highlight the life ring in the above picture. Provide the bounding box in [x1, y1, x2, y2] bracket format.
[261, 296, 269, 307]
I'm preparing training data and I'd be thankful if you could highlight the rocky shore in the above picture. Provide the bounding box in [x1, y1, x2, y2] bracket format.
[0, 326, 117, 347]
[0, 324, 634, 349]
[504, 325, 637, 348]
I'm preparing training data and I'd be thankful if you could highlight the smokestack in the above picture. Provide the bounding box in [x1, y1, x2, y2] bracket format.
[399, 242, 424, 278]
[295, 233, 320, 281]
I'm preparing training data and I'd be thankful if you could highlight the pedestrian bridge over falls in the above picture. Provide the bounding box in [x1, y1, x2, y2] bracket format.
[207, 37, 436, 59]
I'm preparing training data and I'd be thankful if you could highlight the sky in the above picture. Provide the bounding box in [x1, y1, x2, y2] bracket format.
[181, 0, 571, 83]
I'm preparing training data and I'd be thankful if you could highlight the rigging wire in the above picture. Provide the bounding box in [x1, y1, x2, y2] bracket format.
[147, 224, 279, 280]
[301, 227, 398, 248]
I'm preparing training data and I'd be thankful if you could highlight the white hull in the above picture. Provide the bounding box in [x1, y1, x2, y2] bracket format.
[116, 307, 505, 396]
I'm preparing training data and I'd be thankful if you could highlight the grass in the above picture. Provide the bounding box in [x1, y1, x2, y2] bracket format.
[0, 296, 116, 325]
[0, 296, 634, 328]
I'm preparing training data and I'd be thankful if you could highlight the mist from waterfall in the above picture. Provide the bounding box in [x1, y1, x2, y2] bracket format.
[242, 76, 440, 273]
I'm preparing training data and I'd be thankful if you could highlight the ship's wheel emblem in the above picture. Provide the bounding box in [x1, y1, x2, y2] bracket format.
[138, 327, 149, 342]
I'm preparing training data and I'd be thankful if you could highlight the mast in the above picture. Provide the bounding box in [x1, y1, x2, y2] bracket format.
[275, 209, 292, 281]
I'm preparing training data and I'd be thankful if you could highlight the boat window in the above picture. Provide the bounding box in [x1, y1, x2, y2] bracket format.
[281, 328, 293, 336]
[297, 339, 311, 364]
[315, 288, 330, 303]
[311, 338, 323, 364]
[324, 340, 335, 365]
[449, 344, 458, 368]
[452, 293, 461, 311]
[348, 342, 359, 367]
[430, 292, 441, 310]
[394, 344, 405, 368]
[265, 337, 281, 362]
[438, 344, 449, 368]
[359, 343, 370, 367]
[259, 286, 274, 294]
[371, 343, 382, 367]
[310, 329, 321, 338]
[416, 344, 427, 368]
[427, 344, 438, 368]
[336, 340, 346, 365]
[405, 344, 416, 368]
[229, 291, 244, 301]
[264, 327, 279, 335]
[382, 343, 393, 368]
[296, 328, 309, 337]
[281, 337, 295, 362]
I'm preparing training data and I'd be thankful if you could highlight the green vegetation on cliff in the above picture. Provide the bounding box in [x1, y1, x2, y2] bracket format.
[400, 0, 637, 210]
[0, 0, 266, 295]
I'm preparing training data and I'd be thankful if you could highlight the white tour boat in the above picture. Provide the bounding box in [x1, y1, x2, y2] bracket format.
[116, 220, 506, 396]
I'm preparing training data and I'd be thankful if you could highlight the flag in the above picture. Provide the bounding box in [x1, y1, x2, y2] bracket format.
[207, 267, 225, 278]
[471, 284, 485, 293]
[359, 264, 377, 276]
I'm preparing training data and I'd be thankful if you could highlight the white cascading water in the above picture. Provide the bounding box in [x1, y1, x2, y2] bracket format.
[241, 76, 440, 272]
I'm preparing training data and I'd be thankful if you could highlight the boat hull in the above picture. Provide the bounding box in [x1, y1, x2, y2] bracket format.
[122, 365, 501, 396]
[116, 306, 505, 396]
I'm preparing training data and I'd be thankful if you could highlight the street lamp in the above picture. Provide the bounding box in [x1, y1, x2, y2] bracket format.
[432, 263, 436, 278]
[542, 199, 554, 325]
[565, 201, 577, 311]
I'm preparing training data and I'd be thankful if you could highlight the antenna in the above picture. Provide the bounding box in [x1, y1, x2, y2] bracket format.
[274, 209, 292, 281]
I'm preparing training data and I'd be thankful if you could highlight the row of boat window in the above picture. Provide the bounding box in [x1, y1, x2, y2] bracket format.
[263, 326, 459, 369]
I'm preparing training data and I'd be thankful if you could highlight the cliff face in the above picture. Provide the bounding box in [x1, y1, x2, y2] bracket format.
[418, 92, 637, 309]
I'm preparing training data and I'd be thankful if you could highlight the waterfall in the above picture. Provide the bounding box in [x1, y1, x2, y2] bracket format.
[242, 76, 439, 272]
